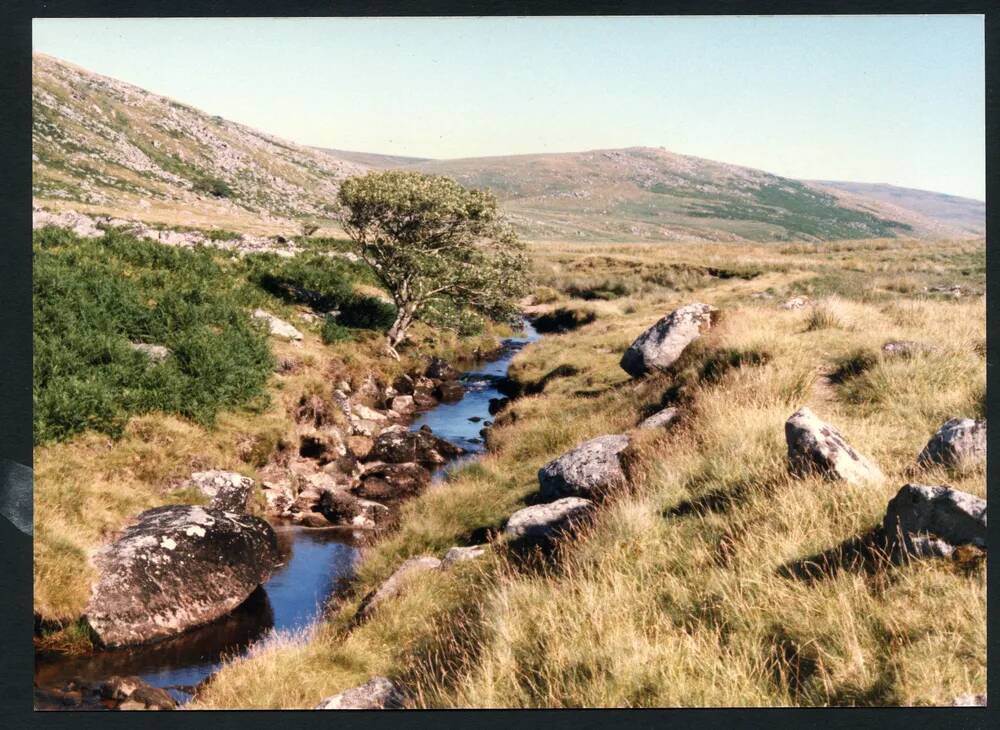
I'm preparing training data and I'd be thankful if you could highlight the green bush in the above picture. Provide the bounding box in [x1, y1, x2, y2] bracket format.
[321, 317, 354, 344]
[192, 176, 233, 198]
[338, 296, 398, 330]
[33, 227, 273, 444]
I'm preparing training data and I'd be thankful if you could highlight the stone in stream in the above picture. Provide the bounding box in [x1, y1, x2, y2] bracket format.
[441, 544, 487, 569]
[537, 434, 630, 502]
[425, 356, 460, 381]
[435, 380, 465, 402]
[619, 302, 719, 378]
[100, 675, 177, 710]
[252, 309, 303, 341]
[917, 418, 986, 469]
[368, 429, 463, 465]
[356, 556, 442, 620]
[882, 483, 986, 552]
[639, 406, 680, 430]
[504, 497, 596, 545]
[85, 505, 279, 647]
[785, 407, 883, 486]
[186, 470, 255, 513]
[317, 489, 389, 529]
[315, 676, 406, 710]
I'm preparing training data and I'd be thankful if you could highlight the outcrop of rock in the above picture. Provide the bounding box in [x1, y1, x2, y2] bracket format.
[537, 434, 630, 501]
[369, 429, 463, 465]
[504, 497, 595, 545]
[639, 406, 680, 430]
[129, 342, 171, 363]
[917, 418, 986, 469]
[252, 309, 303, 341]
[85, 505, 279, 646]
[882, 484, 986, 553]
[619, 303, 719, 377]
[441, 544, 487, 569]
[357, 556, 441, 620]
[315, 676, 405, 710]
[186, 470, 255, 513]
[785, 407, 883, 485]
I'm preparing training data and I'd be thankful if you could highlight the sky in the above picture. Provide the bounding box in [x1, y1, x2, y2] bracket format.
[33, 16, 985, 200]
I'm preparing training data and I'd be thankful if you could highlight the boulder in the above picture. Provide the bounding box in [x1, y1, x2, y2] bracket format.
[413, 393, 438, 410]
[881, 340, 928, 357]
[85, 505, 279, 646]
[292, 511, 333, 528]
[390, 395, 416, 414]
[392, 374, 415, 395]
[426, 357, 460, 381]
[317, 489, 389, 529]
[357, 556, 441, 620]
[369, 429, 462, 465]
[436, 380, 465, 403]
[129, 342, 171, 363]
[620, 303, 719, 377]
[538, 434, 630, 501]
[186, 470, 255, 513]
[261, 480, 294, 516]
[882, 484, 986, 551]
[412, 376, 437, 396]
[441, 544, 487, 569]
[504, 497, 595, 545]
[252, 309, 303, 341]
[100, 675, 176, 710]
[315, 677, 405, 710]
[351, 404, 389, 423]
[917, 418, 986, 469]
[354, 462, 431, 501]
[639, 406, 680, 430]
[785, 407, 883, 485]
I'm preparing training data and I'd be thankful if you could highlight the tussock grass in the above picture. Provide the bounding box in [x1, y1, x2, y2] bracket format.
[194, 236, 984, 708]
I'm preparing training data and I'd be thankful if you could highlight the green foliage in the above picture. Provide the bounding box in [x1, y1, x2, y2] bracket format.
[338, 170, 529, 346]
[193, 175, 233, 198]
[337, 296, 398, 330]
[205, 228, 242, 242]
[33, 227, 273, 444]
[321, 318, 354, 345]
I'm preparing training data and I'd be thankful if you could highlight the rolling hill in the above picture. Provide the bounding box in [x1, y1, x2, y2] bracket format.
[33, 52, 983, 243]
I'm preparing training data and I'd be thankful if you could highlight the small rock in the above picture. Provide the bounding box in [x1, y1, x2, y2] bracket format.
[426, 357, 460, 381]
[413, 393, 438, 409]
[620, 303, 719, 377]
[441, 545, 487, 569]
[436, 380, 465, 402]
[390, 395, 416, 414]
[881, 340, 928, 357]
[186, 470, 255, 513]
[917, 418, 986, 469]
[351, 404, 388, 422]
[538, 434, 630, 501]
[315, 676, 405, 710]
[882, 483, 986, 551]
[504, 497, 595, 545]
[129, 342, 171, 363]
[252, 309, 303, 341]
[639, 406, 679, 430]
[292, 511, 332, 528]
[785, 407, 883, 486]
[357, 556, 441, 619]
[780, 296, 810, 310]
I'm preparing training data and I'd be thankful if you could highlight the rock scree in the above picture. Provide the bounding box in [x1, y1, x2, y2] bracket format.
[315, 676, 406, 710]
[619, 302, 719, 377]
[785, 407, 883, 486]
[538, 434, 630, 502]
[882, 483, 986, 554]
[917, 417, 986, 469]
[85, 505, 279, 647]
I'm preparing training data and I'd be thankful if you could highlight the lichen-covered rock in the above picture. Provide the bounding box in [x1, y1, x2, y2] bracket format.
[620, 303, 719, 377]
[639, 406, 680, 430]
[917, 418, 986, 469]
[129, 342, 171, 363]
[186, 470, 255, 513]
[882, 484, 986, 551]
[369, 429, 462, 465]
[261, 480, 294, 516]
[85, 505, 279, 646]
[785, 407, 883, 485]
[441, 544, 487, 569]
[315, 676, 405, 709]
[357, 556, 441, 620]
[538, 434, 630, 501]
[504, 497, 595, 545]
[252, 309, 303, 341]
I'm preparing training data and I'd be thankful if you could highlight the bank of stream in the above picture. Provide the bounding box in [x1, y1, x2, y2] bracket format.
[34, 321, 540, 709]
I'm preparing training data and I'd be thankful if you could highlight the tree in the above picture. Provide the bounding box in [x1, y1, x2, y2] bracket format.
[337, 170, 528, 356]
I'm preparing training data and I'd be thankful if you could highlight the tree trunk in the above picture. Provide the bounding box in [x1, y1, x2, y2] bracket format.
[386, 304, 415, 356]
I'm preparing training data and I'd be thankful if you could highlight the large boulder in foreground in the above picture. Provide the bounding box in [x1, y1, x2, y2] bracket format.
[315, 677, 405, 710]
[917, 418, 986, 469]
[504, 497, 595, 545]
[785, 407, 883, 486]
[882, 484, 986, 552]
[537, 434, 630, 501]
[85, 505, 279, 647]
[619, 303, 719, 377]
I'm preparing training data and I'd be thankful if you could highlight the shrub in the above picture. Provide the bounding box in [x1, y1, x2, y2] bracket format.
[192, 176, 233, 198]
[321, 318, 354, 345]
[33, 228, 273, 444]
[338, 296, 398, 330]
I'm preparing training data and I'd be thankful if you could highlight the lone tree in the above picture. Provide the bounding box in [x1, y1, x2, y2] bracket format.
[337, 170, 528, 355]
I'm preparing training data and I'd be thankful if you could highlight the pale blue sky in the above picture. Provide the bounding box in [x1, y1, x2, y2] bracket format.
[33, 16, 985, 200]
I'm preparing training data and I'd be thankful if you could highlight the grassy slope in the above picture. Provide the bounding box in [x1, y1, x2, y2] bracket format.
[193, 236, 985, 708]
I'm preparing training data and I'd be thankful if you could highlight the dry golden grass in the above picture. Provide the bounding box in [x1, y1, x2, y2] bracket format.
[191, 236, 985, 708]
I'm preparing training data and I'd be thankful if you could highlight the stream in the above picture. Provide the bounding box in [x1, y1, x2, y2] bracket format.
[34, 320, 539, 708]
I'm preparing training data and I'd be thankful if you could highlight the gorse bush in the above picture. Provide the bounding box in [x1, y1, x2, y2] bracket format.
[33, 227, 274, 444]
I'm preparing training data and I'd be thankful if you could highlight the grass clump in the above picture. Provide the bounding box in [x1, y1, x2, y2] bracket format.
[33, 227, 274, 444]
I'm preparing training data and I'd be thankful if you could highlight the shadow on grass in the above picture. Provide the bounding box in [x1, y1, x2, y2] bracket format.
[776, 529, 894, 583]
